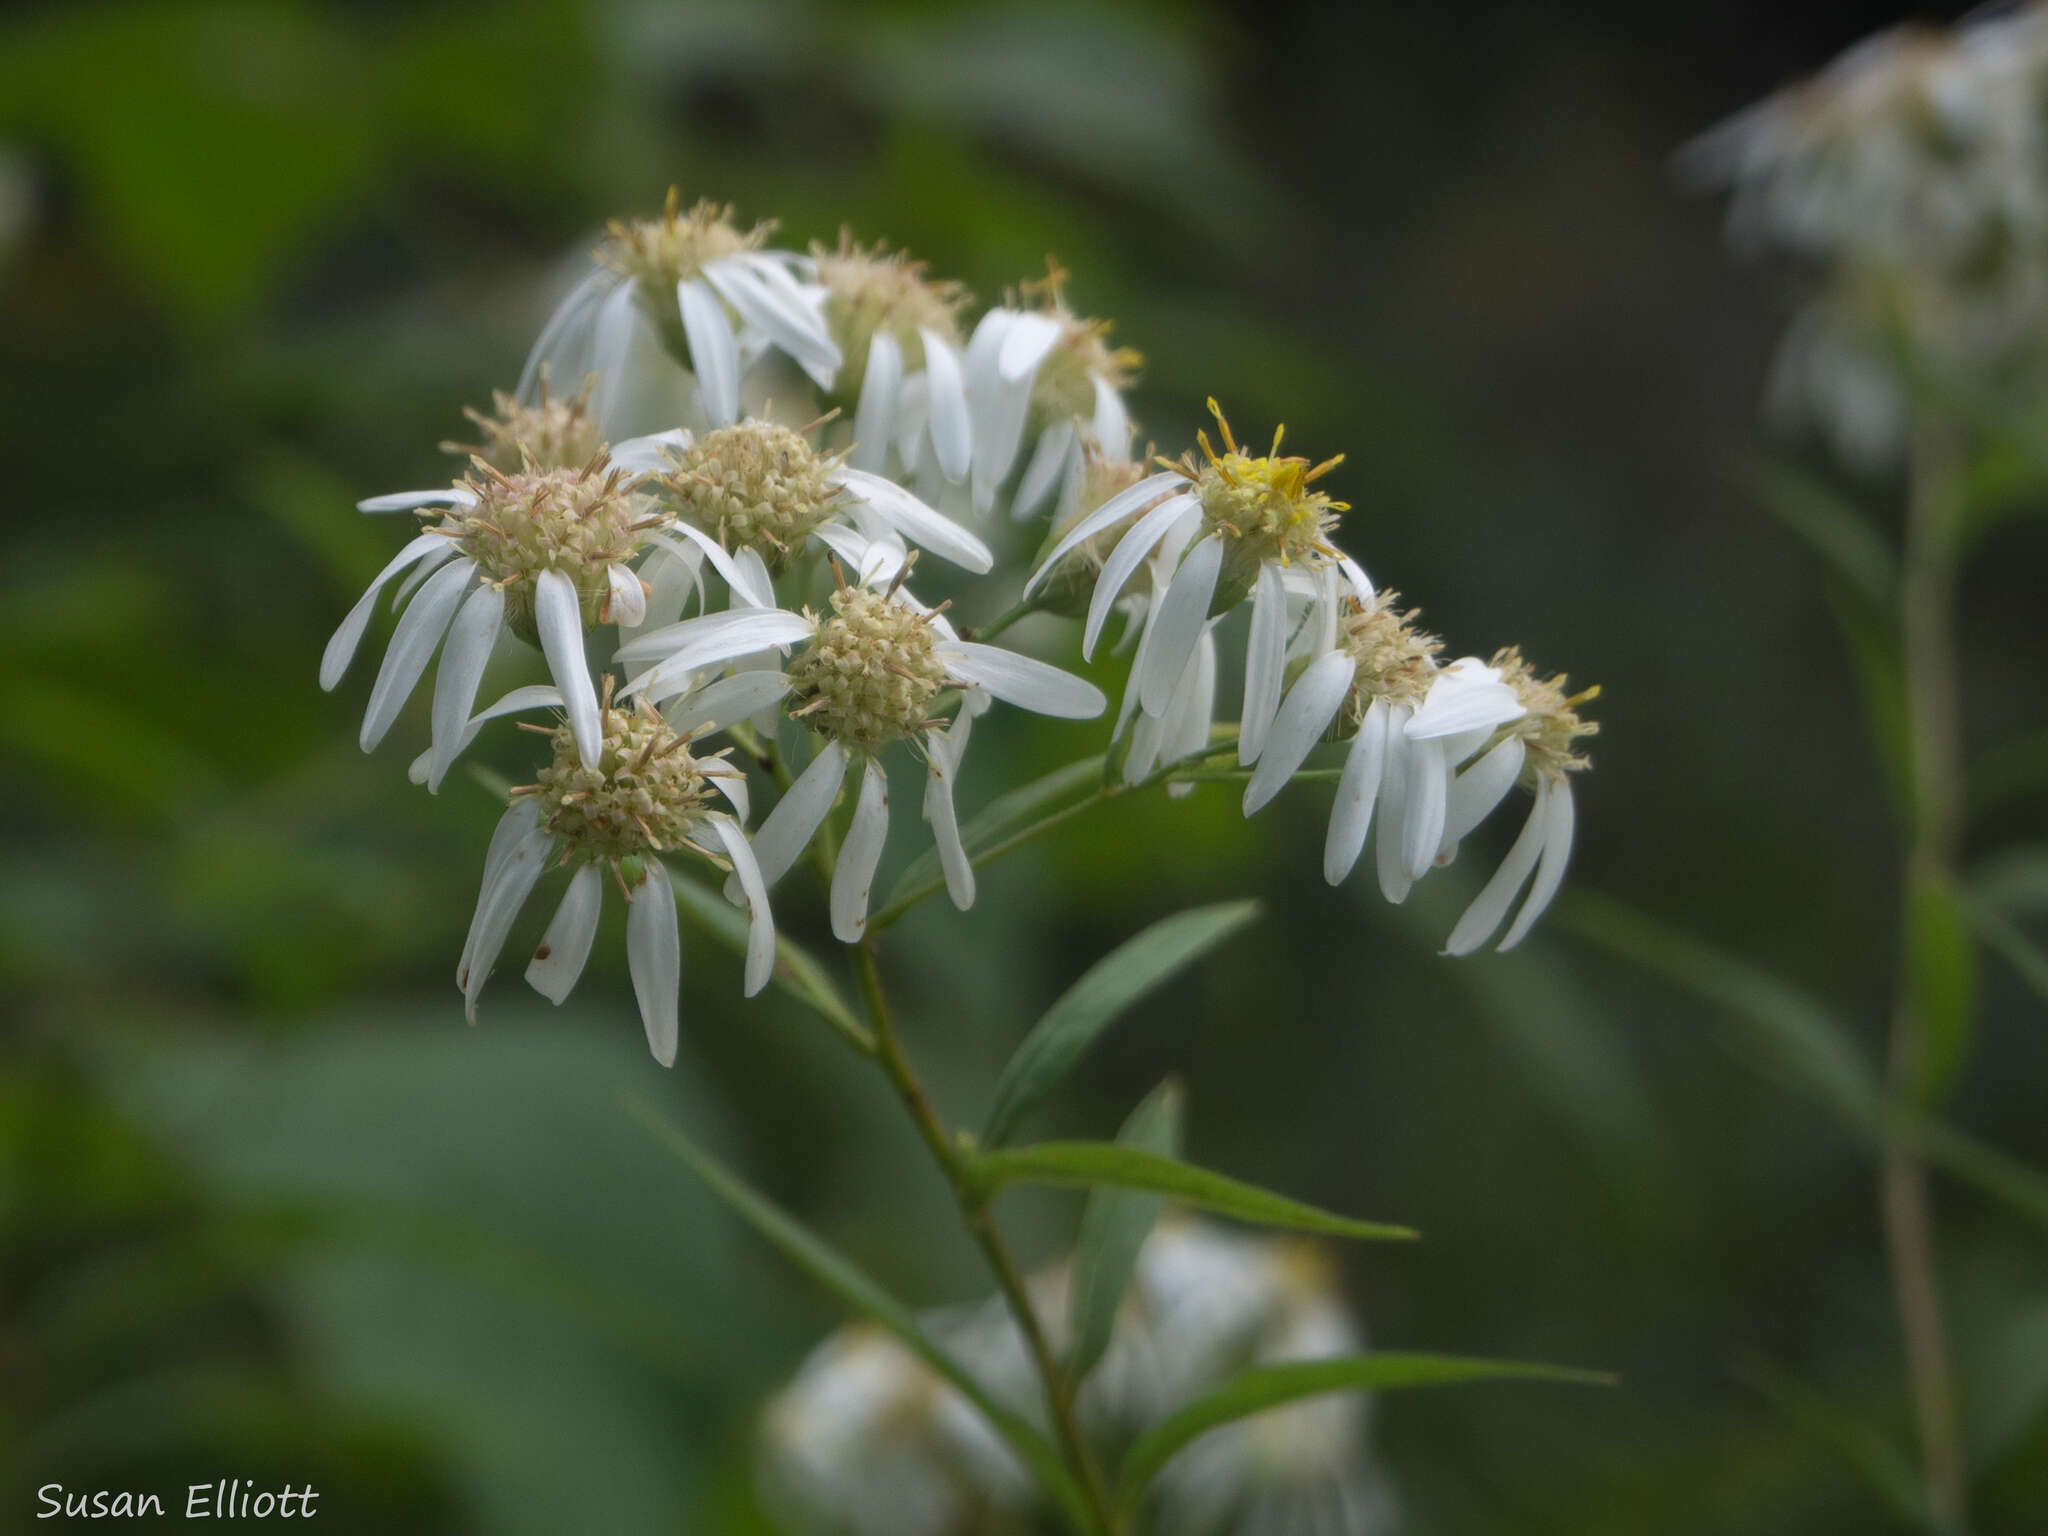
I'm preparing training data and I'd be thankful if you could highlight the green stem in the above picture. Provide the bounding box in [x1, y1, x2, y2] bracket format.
[868, 734, 1243, 933]
[849, 944, 1119, 1535]
[1885, 420, 1966, 1531]
[966, 600, 1037, 644]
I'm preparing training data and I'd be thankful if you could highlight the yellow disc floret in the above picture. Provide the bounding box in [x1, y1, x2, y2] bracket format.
[1178, 400, 1346, 607]
[1490, 648, 1600, 783]
[812, 233, 970, 404]
[529, 698, 715, 865]
[444, 456, 657, 638]
[786, 581, 951, 750]
[651, 420, 844, 571]
[443, 371, 602, 473]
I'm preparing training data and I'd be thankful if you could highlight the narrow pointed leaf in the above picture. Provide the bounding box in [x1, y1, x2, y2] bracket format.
[619, 1093, 1085, 1524]
[1968, 897, 2048, 1011]
[973, 1142, 1413, 1241]
[982, 901, 1259, 1147]
[1741, 456, 1898, 608]
[1731, 1356, 1929, 1526]
[1114, 1353, 1615, 1513]
[1067, 1081, 1182, 1386]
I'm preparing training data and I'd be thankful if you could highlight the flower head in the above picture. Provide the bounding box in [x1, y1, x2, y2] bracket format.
[457, 688, 772, 1066]
[1180, 400, 1346, 607]
[444, 371, 602, 473]
[598, 190, 773, 291]
[786, 576, 953, 750]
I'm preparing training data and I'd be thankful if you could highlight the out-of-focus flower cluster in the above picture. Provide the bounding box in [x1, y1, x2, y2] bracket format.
[318, 191, 1597, 1063]
[1686, 4, 2048, 469]
[760, 1217, 1397, 1536]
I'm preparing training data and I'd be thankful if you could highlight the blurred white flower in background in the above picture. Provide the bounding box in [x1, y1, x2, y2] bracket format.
[759, 1217, 1397, 1536]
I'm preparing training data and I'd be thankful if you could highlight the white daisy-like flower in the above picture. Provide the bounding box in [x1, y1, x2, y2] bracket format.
[607, 416, 995, 599]
[615, 564, 1106, 941]
[518, 191, 842, 439]
[759, 1323, 1029, 1536]
[1437, 649, 1599, 956]
[1026, 401, 1365, 741]
[804, 234, 978, 485]
[321, 449, 670, 787]
[1240, 591, 1525, 902]
[456, 689, 772, 1066]
[962, 267, 1140, 518]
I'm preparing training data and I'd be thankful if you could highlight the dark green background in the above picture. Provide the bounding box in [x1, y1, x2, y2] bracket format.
[4, 1, 2045, 1530]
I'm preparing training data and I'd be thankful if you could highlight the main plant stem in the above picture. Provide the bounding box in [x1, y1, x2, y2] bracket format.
[1886, 421, 1966, 1529]
[848, 942, 1118, 1535]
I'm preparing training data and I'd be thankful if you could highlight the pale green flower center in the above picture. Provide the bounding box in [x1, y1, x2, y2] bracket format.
[787, 586, 950, 749]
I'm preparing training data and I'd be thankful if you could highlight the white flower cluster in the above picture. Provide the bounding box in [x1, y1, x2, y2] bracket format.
[1686, 5, 2048, 469]
[319, 192, 1597, 1062]
[760, 1217, 1397, 1536]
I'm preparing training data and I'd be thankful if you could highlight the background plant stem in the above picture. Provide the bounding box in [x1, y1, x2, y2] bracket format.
[849, 942, 1120, 1535]
[1887, 419, 1966, 1530]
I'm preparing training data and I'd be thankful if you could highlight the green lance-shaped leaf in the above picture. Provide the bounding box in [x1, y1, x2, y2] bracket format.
[982, 901, 1260, 1147]
[1566, 890, 2048, 1232]
[1968, 898, 2048, 1013]
[1740, 456, 1899, 610]
[1904, 873, 1977, 1106]
[669, 872, 874, 1055]
[619, 1093, 1086, 1525]
[973, 1142, 1415, 1242]
[1731, 1355, 1930, 1527]
[1113, 1353, 1616, 1515]
[883, 755, 1106, 912]
[1067, 1080, 1183, 1386]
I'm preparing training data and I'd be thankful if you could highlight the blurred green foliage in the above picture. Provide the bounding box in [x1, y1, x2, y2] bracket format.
[4, 0, 2047, 1531]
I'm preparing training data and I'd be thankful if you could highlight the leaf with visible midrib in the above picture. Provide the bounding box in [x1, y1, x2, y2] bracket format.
[982, 901, 1259, 1147]
[974, 1141, 1415, 1242]
[618, 1093, 1086, 1526]
[1067, 1081, 1182, 1386]
[1114, 1353, 1617, 1514]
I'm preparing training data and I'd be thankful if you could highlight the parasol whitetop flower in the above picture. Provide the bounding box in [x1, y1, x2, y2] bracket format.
[518, 191, 842, 439]
[1436, 648, 1600, 956]
[961, 264, 1140, 519]
[805, 233, 978, 486]
[321, 446, 670, 787]
[607, 415, 995, 597]
[457, 687, 772, 1066]
[614, 562, 1107, 942]
[1026, 401, 1367, 740]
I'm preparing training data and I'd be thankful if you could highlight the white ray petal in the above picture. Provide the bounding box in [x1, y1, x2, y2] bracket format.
[608, 427, 692, 476]
[525, 863, 603, 1004]
[663, 669, 792, 739]
[703, 258, 841, 380]
[605, 563, 648, 627]
[357, 486, 478, 514]
[920, 329, 972, 481]
[677, 278, 739, 427]
[1238, 559, 1289, 765]
[321, 532, 448, 690]
[535, 568, 601, 768]
[647, 524, 775, 610]
[1023, 473, 1188, 598]
[587, 277, 644, 429]
[1092, 375, 1132, 460]
[1013, 419, 1077, 521]
[751, 740, 848, 888]
[1441, 737, 1525, 851]
[359, 557, 473, 751]
[458, 799, 544, 987]
[1162, 628, 1218, 797]
[460, 819, 552, 1023]
[390, 541, 462, 612]
[1138, 534, 1224, 718]
[998, 310, 1061, 381]
[1241, 649, 1353, 815]
[1375, 705, 1415, 904]
[1407, 659, 1525, 740]
[626, 864, 682, 1066]
[831, 758, 890, 943]
[1338, 553, 1374, 602]
[1403, 735, 1450, 880]
[709, 815, 777, 996]
[923, 731, 976, 910]
[940, 641, 1105, 719]
[732, 547, 775, 611]
[1324, 698, 1389, 883]
[617, 602, 813, 666]
[1498, 777, 1576, 951]
[1083, 494, 1198, 659]
[427, 580, 504, 791]
[517, 266, 612, 403]
[1444, 779, 1550, 957]
[850, 332, 902, 473]
[830, 466, 994, 574]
